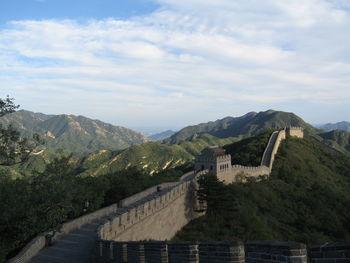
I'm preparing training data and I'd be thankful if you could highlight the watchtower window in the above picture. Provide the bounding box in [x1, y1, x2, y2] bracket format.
[201, 165, 204, 170]
[210, 165, 213, 171]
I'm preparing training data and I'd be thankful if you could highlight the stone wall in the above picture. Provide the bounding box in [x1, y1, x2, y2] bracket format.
[7, 236, 46, 263]
[310, 242, 350, 263]
[118, 183, 178, 208]
[95, 241, 245, 263]
[217, 165, 270, 184]
[97, 177, 201, 242]
[54, 203, 118, 240]
[265, 130, 286, 171]
[95, 241, 350, 263]
[287, 127, 304, 138]
[245, 241, 307, 263]
[216, 128, 305, 184]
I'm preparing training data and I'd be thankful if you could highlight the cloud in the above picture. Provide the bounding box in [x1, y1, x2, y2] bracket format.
[1, 0, 350, 127]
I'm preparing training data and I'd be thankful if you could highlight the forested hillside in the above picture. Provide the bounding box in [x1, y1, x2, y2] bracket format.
[318, 129, 350, 154]
[173, 136, 350, 244]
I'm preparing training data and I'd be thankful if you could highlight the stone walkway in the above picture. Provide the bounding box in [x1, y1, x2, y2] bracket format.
[261, 131, 279, 167]
[29, 220, 102, 263]
[27, 177, 195, 263]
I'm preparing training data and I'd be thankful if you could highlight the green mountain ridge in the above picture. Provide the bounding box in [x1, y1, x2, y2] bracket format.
[7, 109, 349, 178]
[318, 129, 350, 154]
[165, 110, 318, 144]
[78, 134, 241, 177]
[0, 110, 149, 157]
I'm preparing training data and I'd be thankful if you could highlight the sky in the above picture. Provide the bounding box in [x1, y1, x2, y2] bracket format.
[1, 0, 350, 133]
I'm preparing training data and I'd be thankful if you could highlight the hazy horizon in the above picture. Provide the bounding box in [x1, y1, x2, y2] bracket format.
[1, 0, 350, 128]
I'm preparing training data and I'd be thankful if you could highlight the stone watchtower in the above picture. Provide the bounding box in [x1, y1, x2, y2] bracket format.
[194, 146, 232, 175]
[286, 127, 304, 138]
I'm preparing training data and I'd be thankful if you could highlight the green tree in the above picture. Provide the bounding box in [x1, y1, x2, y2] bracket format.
[0, 96, 42, 166]
[0, 96, 19, 117]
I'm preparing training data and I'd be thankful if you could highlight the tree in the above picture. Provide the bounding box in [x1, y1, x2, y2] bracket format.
[0, 96, 19, 117]
[0, 96, 42, 166]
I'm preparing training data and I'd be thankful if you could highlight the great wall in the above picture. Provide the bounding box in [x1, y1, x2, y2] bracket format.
[194, 127, 303, 184]
[8, 127, 350, 263]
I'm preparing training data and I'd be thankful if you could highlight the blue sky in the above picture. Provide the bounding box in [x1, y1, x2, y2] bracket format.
[0, 0, 158, 25]
[1, 0, 350, 133]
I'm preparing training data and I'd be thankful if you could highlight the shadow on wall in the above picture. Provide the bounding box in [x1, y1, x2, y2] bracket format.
[184, 179, 203, 222]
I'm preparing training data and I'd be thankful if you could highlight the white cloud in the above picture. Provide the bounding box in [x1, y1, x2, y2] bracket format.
[1, 0, 350, 127]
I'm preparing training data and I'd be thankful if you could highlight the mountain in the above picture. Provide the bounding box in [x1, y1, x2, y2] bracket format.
[318, 121, 350, 132]
[173, 135, 350, 244]
[5, 109, 347, 178]
[78, 134, 240, 176]
[318, 129, 350, 154]
[149, 130, 176, 141]
[0, 110, 148, 156]
[164, 110, 318, 144]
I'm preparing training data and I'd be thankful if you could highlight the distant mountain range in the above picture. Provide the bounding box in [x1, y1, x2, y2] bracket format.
[76, 110, 334, 177]
[149, 130, 176, 141]
[3, 109, 350, 178]
[0, 110, 148, 156]
[317, 121, 350, 132]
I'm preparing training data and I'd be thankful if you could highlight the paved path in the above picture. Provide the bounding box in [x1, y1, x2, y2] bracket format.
[261, 131, 279, 167]
[28, 177, 194, 263]
[29, 220, 102, 263]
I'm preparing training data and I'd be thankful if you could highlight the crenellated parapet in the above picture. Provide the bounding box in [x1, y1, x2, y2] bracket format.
[95, 240, 311, 263]
[96, 240, 245, 263]
[97, 171, 203, 242]
[195, 127, 304, 184]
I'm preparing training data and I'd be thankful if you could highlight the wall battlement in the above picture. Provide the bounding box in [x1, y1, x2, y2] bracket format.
[95, 240, 311, 263]
[97, 171, 203, 242]
[195, 127, 304, 184]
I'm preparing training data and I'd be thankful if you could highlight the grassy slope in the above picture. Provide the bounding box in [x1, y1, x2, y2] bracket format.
[173, 136, 350, 244]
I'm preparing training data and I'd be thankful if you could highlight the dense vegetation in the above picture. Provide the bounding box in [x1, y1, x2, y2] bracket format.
[173, 137, 350, 244]
[223, 130, 272, 166]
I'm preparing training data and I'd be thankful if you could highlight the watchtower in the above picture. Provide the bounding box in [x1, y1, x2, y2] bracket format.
[194, 146, 232, 175]
[286, 127, 304, 138]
